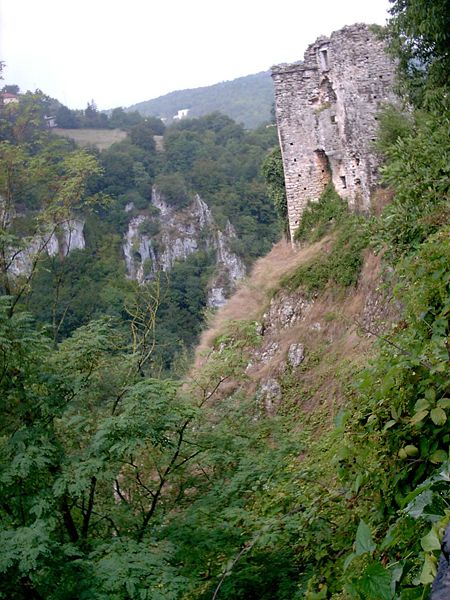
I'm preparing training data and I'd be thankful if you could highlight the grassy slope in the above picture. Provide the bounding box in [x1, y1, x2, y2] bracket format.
[196, 237, 389, 411]
[52, 128, 127, 150]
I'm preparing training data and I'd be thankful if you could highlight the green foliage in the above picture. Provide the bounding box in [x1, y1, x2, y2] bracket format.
[154, 172, 191, 208]
[152, 250, 216, 371]
[261, 146, 288, 232]
[281, 216, 369, 295]
[108, 106, 145, 130]
[374, 104, 413, 155]
[2, 9, 448, 595]
[138, 218, 160, 237]
[375, 110, 449, 261]
[294, 183, 348, 243]
[129, 120, 157, 152]
[0, 90, 51, 144]
[127, 71, 274, 129]
[387, 0, 450, 109]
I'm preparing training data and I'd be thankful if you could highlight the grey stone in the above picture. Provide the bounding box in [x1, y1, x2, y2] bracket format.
[287, 343, 305, 367]
[271, 24, 398, 241]
[122, 188, 246, 305]
[257, 378, 282, 415]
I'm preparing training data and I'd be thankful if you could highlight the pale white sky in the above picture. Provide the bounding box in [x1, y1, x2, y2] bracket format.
[0, 0, 391, 110]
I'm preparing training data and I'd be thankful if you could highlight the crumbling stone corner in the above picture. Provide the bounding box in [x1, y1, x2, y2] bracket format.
[271, 24, 397, 241]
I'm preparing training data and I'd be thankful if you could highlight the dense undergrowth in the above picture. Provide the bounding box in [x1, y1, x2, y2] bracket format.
[1, 1, 449, 598]
[281, 185, 369, 295]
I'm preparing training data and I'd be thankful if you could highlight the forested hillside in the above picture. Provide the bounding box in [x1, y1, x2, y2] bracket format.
[126, 71, 274, 129]
[0, 1, 449, 598]
[0, 91, 281, 371]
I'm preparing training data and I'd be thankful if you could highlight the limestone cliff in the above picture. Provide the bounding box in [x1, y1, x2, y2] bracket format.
[7, 189, 246, 309]
[123, 188, 246, 307]
[9, 218, 85, 276]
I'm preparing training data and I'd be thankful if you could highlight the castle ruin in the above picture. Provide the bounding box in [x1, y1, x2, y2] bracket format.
[271, 24, 397, 240]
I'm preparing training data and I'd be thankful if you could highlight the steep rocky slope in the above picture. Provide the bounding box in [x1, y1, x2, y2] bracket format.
[123, 188, 246, 307]
[8, 188, 246, 309]
[196, 237, 392, 416]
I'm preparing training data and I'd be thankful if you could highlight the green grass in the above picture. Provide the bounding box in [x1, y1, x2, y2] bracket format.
[281, 185, 370, 296]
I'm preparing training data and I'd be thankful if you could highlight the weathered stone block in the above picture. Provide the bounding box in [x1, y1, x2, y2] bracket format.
[272, 24, 398, 240]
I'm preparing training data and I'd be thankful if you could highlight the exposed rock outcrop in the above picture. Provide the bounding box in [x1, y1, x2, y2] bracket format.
[123, 188, 246, 307]
[9, 218, 85, 276]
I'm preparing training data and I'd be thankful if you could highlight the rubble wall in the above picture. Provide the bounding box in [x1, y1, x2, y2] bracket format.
[272, 24, 397, 239]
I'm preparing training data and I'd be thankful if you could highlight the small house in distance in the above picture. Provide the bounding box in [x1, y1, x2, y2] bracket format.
[173, 108, 190, 120]
[0, 92, 19, 105]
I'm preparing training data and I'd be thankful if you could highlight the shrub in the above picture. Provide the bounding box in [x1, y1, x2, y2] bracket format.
[282, 217, 369, 295]
[154, 173, 191, 209]
[294, 183, 348, 243]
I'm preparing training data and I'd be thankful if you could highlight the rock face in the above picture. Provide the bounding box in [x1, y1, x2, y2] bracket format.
[123, 188, 246, 307]
[9, 219, 85, 276]
[263, 289, 314, 334]
[257, 378, 282, 416]
[287, 343, 305, 368]
[271, 23, 397, 240]
[47, 219, 85, 258]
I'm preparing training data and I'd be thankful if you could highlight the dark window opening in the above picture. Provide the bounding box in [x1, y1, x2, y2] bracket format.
[340, 176, 347, 189]
[294, 158, 297, 162]
[303, 187, 307, 190]
[355, 156, 360, 166]
[355, 178, 361, 185]
[290, 142, 294, 146]
[330, 115, 336, 124]
[319, 48, 329, 70]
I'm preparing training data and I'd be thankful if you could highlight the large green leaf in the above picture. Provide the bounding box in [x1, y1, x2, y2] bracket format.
[356, 562, 392, 600]
[355, 520, 376, 556]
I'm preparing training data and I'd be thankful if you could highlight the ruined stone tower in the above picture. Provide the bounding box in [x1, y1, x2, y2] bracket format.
[271, 24, 397, 240]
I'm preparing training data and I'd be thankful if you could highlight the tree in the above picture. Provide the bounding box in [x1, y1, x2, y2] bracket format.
[154, 172, 190, 208]
[55, 104, 80, 128]
[387, 0, 450, 109]
[2, 84, 20, 94]
[129, 120, 157, 152]
[0, 90, 50, 144]
[261, 147, 288, 235]
[109, 107, 143, 130]
[0, 131, 107, 315]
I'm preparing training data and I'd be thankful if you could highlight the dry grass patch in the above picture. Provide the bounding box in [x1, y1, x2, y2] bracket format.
[52, 128, 127, 150]
[196, 238, 328, 362]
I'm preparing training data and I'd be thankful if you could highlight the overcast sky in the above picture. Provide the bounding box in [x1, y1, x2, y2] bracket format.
[0, 0, 391, 110]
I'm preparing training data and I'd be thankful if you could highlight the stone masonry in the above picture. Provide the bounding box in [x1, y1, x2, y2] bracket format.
[271, 24, 397, 240]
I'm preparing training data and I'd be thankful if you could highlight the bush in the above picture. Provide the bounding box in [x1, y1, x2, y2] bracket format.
[375, 111, 450, 261]
[138, 219, 160, 238]
[154, 173, 191, 209]
[294, 183, 348, 243]
[282, 216, 369, 295]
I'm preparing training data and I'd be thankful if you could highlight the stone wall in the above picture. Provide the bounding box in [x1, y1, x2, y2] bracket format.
[272, 24, 397, 240]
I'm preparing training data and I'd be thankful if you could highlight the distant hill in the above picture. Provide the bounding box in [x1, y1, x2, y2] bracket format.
[126, 71, 274, 129]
